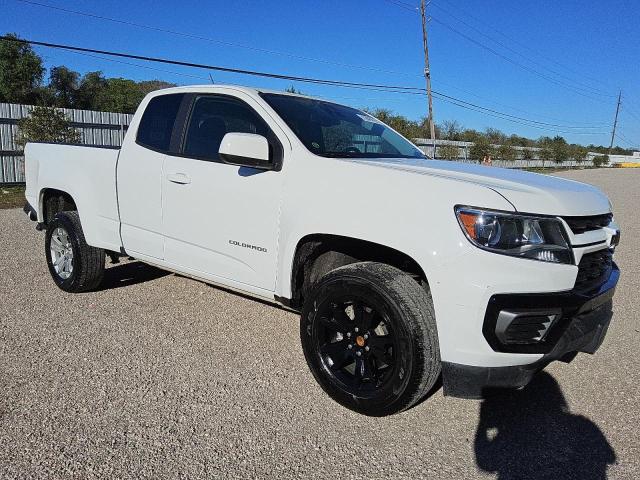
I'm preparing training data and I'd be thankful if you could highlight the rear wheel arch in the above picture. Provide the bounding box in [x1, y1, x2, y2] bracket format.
[39, 188, 77, 224]
[289, 233, 428, 309]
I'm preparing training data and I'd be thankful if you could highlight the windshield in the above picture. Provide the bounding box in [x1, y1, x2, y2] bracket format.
[260, 93, 426, 159]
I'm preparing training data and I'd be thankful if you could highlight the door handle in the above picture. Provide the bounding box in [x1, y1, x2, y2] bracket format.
[166, 173, 191, 185]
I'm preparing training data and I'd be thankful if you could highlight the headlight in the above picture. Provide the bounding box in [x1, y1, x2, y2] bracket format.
[455, 206, 572, 264]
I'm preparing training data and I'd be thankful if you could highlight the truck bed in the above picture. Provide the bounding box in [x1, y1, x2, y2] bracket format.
[24, 142, 123, 252]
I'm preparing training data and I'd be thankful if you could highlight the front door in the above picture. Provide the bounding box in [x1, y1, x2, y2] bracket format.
[161, 94, 285, 291]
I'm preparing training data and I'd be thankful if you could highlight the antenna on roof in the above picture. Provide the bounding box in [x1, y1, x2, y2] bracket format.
[208, 73, 215, 84]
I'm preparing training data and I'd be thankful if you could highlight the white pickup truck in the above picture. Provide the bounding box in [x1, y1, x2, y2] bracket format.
[24, 85, 620, 416]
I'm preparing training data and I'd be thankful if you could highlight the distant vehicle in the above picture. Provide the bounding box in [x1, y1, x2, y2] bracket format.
[23, 85, 620, 416]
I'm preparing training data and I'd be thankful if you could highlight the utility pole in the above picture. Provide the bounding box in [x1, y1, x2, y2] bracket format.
[420, 0, 436, 144]
[609, 90, 622, 155]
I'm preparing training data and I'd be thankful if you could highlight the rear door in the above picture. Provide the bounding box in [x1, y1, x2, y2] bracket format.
[117, 93, 185, 259]
[161, 93, 286, 291]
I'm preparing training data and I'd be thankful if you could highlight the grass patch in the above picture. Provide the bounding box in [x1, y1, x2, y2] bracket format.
[0, 186, 26, 209]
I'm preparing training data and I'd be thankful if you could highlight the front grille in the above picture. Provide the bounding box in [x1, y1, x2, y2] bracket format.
[575, 249, 613, 293]
[562, 213, 612, 234]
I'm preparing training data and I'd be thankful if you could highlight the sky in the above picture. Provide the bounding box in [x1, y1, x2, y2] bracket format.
[1, 0, 639, 148]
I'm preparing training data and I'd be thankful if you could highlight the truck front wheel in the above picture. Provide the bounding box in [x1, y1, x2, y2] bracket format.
[45, 211, 105, 293]
[300, 262, 441, 416]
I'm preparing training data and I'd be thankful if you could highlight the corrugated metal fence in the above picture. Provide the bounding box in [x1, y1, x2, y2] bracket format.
[0, 103, 132, 184]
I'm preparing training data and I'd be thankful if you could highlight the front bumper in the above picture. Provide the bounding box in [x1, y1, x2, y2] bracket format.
[442, 264, 618, 398]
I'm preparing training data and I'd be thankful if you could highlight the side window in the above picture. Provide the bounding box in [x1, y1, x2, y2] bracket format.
[136, 93, 185, 152]
[182, 96, 272, 162]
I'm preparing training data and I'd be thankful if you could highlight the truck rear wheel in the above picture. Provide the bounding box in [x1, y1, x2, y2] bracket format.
[45, 211, 105, 292]
[300, 262, 441, 416]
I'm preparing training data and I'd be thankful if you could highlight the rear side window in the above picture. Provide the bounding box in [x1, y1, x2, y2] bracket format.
[136, 93, 185, 152]
[182, 95, 273, 162]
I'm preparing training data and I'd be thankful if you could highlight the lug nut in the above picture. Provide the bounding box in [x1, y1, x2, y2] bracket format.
[365, 346, 370, 352]
[363, 334, 369, 340]
[347, 344, 353, 349]
[356, 351, 362, 356]
[346, 332, 351, 338]
[354, 327, 359, 333]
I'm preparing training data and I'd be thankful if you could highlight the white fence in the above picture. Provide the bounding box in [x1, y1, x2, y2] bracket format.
[414, 138, 604, 169]
[0, 103, 132, 184]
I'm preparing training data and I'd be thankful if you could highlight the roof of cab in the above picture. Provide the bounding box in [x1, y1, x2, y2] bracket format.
[146, 84, 326, 102]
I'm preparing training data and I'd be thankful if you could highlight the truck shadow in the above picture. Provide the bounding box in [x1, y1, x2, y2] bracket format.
[99, 261, 170, 290]
[474, 371, 616, 479]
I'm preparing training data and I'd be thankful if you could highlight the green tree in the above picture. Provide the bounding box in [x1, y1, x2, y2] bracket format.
[99, 78, 145, 113]
[470, 137, 495, 162]
[537, 137, 554, 168]
[285, 85, 303, 94]
[551, 135, 569, 165]
[417, 116, 441, 139]
[14, 106, 80, 149]
[0, 33, 45, 104]
[592, 155, 609, 167]
[75, 71, 108, 110]
[509, 134, 534, 147]
[460, 129, 482, 143]
[367, 108, 422, 141]
[436, 143, 459, 160]
[521, 147, 534, 166]
[496, 143, 517, 162]
[570, 145, 588, 166]
[484, 127, 507, 145]
[138, 80, 176, 96]
[48, 66, 80, 108]
[439, 120, 462, 140]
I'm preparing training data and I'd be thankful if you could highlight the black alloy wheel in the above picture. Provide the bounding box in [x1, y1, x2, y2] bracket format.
[301, 262, 441, 416]
[315, 297, 402, 396]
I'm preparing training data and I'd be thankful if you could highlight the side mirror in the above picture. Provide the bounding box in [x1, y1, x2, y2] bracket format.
[219, 132, 272, 170]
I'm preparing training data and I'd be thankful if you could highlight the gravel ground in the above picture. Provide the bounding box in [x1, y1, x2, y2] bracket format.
[1, 168, 638, 479]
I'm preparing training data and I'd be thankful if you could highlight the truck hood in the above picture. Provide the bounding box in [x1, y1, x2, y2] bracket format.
[347, 158, 611, 216]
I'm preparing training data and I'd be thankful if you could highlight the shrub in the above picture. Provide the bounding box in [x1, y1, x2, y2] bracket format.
[436, 144, 460, 160]
[14, 106, 80, 149]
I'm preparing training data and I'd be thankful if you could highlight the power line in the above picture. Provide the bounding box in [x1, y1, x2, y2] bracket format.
[0, 35, 610, 134]
[14, 0, 616, 129]
[383, 0, 616, 102]
[430, 0, 617, 94]
[382, 0, 419, 12]
[13, 0, 420, 78]
[431, 90, 606, 129]
[0, 36, 426, 93]
[614, 132, 638, 149]
[621, 105, 640, 124]
[434, 80, 611, 126]
[429, 17, 612, 104]
[53, 50, 211, 82]
[432, 93, 608, 135]
[429, 1, 615, 98]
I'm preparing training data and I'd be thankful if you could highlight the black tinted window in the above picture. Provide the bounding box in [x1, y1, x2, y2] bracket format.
[183, 96, 271, 161]
[137, 93, 184, 152]
[261, 93, 424, 159]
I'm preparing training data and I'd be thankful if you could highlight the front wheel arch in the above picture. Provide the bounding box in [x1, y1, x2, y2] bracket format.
[289, 233, 429, 309]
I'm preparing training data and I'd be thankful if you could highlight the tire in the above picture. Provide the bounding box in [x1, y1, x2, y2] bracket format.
[45, 211, 105, 293]
[300, 261, 441, 416]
